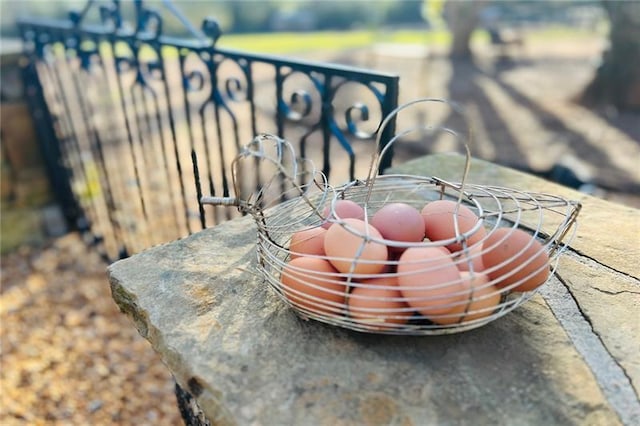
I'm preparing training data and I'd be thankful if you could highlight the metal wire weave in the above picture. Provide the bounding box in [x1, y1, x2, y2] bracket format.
[202, 98, 582, 335]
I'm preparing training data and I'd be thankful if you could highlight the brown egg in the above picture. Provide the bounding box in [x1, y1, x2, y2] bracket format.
[289, 227, 327, 259]
[359, 275, 399, 288]
[324, 218, 388, 275]
[281, 257, 346, 316]
[434, 245, 453, 256]
[429, 272, 501, 325]
[482, 228, 550, 292]
[397, 247, 466, 315]
[321, 199, 365, 229]
[421, 200, 487, 252]
[348, 286, 413, 330]
[371, 202, 425, 252]
[453, 245, 486, 273]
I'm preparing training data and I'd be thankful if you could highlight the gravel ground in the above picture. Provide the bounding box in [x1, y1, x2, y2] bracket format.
[0, 233, 182, 425]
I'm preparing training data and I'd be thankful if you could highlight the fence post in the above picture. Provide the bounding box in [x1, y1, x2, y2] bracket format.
[377, 80, 400, 174]
[20, 49, 80, 230]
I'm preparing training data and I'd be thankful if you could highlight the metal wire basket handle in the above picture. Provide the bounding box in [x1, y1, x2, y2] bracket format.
[201, 133, 330, 223]
[361, 98, 477, 242]
[366, 98, 473, 184]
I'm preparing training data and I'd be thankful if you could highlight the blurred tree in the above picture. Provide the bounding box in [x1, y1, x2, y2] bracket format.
[582, 1, 640, 110]
[306, 0, 379, 30]
[227, 0, 274, 33]
[422, 0, 446, 29]
[386, 0, 424, 25]
[442, 0, 484, 58]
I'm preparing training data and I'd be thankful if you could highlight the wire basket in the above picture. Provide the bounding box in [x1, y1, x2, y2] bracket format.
[202, 98, 581, 335]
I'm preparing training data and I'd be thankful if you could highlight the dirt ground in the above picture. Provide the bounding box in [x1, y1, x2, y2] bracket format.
[1, 36, 639, 425]
[352, 38, 640, 208]
[0, 235, 182, 425]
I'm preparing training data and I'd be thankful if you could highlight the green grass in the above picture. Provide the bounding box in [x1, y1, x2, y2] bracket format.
[525, 23, 608, 42]
[0, 206, 45, 254]
[213, 25, 602, 55]
[81, 25, 602, 61]
[215, 29, 454, 55]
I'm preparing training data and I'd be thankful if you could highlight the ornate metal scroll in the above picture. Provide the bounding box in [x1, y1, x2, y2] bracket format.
[18, 0, 399, 261]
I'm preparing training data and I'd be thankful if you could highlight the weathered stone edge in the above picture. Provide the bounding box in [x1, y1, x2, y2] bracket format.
[543, 255, 640, 425]
[108, 265, 237, 426]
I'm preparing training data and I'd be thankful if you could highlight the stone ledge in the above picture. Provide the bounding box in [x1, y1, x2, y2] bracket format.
[109, 154, 640, 425]
[557, 254, 640, 397]
[108, 219, 620, 425]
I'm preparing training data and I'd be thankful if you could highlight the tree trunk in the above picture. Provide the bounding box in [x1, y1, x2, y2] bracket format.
[444, 0, 484, 58]
[582, 2, 640, 111]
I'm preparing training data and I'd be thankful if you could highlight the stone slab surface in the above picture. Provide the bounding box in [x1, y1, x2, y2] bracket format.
[109, 154, 640, 425]
[557, 254, 640, 396]
[393, 154, 640, 424]
[110, 218, 616, 425]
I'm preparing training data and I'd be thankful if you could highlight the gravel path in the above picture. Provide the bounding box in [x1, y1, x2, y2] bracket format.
[0, 234, 182, 425]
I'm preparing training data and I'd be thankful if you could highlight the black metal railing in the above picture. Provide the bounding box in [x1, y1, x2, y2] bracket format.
[18, 0, 399, 262]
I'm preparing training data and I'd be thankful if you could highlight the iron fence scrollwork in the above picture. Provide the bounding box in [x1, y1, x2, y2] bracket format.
[18, 0, 400, 262]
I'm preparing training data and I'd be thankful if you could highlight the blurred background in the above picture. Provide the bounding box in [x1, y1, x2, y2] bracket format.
[1, 1, 638, 424]
[0, 0, 611, 40]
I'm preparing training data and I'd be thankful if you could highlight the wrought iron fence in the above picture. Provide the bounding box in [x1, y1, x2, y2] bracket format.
[18, 0, 399, 262]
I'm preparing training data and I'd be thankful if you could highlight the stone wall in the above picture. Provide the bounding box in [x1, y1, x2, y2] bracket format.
[1, 39, 64, 253]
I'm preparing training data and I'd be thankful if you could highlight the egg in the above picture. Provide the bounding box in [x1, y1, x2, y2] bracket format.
[289, 227, 327, 259]
[397, 247, 466, 315]
[280, 257, 346, 316]
[429, 272, 501, 325]
[371, 202, 425, 252]
[434, 246, 452, 256]
[348, 285, 413, 330]
[421, 200, 487, 252]
[453, 244, 486, 273]
[482, 228, 550, 292]
[324, 218, 388, 275]
[321, 199, 365, 229]
[359, 275, 399, 288]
